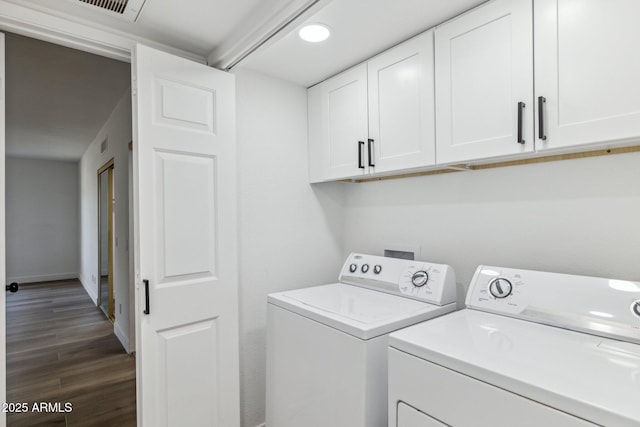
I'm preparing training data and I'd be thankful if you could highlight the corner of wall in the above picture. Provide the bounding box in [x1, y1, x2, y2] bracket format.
[79, 274, 98, 304]
[234, 67, 348, 427]
[113, 320, 129, 352]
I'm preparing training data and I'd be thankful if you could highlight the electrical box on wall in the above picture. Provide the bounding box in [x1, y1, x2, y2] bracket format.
[384, 245, 422, 260]
[384, 249, 414, 260]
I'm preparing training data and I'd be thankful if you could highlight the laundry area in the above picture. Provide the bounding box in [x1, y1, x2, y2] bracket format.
[0, 0, 639, 426]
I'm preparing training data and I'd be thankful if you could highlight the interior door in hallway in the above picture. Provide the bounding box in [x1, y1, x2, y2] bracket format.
[133, 44, 240, 427]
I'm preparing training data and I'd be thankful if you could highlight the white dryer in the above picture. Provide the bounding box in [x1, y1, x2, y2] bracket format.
[266, 253, 457, 427]
[388, 266, 640, 427]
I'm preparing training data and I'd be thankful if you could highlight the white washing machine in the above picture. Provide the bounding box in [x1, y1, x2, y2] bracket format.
[266, 253, 457, 427]
[388, 266, 640, 427]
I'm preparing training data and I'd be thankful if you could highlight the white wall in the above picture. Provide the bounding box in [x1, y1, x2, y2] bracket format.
[342, 152, 640, 302]
[234, 68, 345, 427]
[234, 70, 640, 427]
[79, 87, 132, 351]
[6, 157, 79, 283]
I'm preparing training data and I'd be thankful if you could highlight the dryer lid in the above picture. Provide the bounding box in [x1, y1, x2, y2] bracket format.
[389, 309, 640, 427]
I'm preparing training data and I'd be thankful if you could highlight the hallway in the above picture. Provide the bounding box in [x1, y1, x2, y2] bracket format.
[5, 280, 136, 426]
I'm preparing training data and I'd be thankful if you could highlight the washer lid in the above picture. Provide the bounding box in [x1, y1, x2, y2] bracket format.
[268, 284, 455, 340]
[389, 310, 640, 427]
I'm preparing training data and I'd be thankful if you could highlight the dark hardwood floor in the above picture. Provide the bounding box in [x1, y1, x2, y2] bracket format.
[5, 279, 136, 426]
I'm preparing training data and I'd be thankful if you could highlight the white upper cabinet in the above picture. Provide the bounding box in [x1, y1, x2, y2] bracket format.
[308, 32, 435, 182]
[368, 30, 435, 173]
[435, 0, 534, 164]
[308, 64, 368, 182]
[535, 0, 640, 151]
[308, 0, 640, 183]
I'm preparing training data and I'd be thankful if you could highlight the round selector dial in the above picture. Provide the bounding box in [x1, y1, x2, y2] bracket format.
[411, 270, 429, 287]
[632, 300, 640, 318]
[373, 265, 382, 275]
[349, 263, 357, 273]
[488, 278, 513, 299]
[361, 264, 370, 273]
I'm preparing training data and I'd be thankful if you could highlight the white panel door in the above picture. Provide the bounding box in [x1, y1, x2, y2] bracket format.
[435, 0, 533, 164]
[321, 64, 368, 180]
[535, 0, 640, 151]
[0, 32, 6, 427]
[133, 44, 239, 427]
[368, 30, 435, 173]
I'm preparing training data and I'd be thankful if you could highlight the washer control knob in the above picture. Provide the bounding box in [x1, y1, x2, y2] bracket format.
[489, 278, 513, 299]
[373, 265, 382, 275]
[411, 271, 429, 287]
[361, 264, 370, 273]
[632, 300, 640, 318]
[349, 263, 357, 273]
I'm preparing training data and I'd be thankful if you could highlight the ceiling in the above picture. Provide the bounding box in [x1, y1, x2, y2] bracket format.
[239, 0, 487, 87]
[4, 0, 303, 60]
[5, 32, 131, 160]
[4, 0, 488, 88]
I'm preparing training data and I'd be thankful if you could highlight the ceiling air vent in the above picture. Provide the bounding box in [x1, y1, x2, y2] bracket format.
[76, 0, 147, 22]
[80, 0, 128, 14]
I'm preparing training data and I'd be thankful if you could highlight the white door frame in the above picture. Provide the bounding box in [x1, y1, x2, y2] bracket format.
[0, 30, 6, 427]
[0, 6, 205, 427]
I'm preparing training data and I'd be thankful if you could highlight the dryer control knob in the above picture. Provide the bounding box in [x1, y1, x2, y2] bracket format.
[411, 271, 429, 287]
[361, 264, 370, 273]
[349, 263, 357, 273]
[373, 265, 382, 274]
[632, 300, 640, 318]
[489, 278, 513, 299]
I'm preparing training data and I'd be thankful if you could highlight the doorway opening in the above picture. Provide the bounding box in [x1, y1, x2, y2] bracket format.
[3, 31, 136, 426]
[98, 158, 115, 321]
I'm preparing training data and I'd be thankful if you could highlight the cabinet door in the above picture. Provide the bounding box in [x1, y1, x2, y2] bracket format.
[535, 0, 640, 151]
[310, 64, 368, 181]
[435, 0, 533, 164]
[368, 30, 435, 173]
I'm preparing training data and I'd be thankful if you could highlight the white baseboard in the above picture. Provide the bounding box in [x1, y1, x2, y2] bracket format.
[7, 272, 78, 284]
[114, 321, 130, 353]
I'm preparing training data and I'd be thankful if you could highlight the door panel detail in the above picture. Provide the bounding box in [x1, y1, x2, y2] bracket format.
[155, 151, 217, 280]
[159, 319, 219, 427]
[154, 78, 216, 134]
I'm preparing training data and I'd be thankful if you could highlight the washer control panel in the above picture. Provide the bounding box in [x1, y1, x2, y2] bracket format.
[339, 253, 456, 305]
[466, 265, 640, 344]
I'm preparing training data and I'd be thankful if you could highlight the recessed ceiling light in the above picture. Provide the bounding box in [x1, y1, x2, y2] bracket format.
[299, 23, 331, 43]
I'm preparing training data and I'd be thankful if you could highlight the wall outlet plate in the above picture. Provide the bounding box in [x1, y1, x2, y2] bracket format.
[384, 249, 414, 260]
